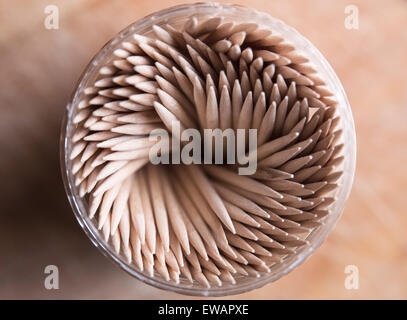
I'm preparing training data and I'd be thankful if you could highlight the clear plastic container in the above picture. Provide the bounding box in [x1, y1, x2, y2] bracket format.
[60, 2, 356, 296]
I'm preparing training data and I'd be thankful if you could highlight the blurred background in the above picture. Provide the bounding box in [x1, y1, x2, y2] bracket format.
[1, 0, 406, 299]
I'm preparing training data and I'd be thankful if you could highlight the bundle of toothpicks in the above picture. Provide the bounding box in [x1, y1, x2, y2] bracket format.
[69, 14, 344, 288]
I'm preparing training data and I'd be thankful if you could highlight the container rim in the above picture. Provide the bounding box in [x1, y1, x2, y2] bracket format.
[60, 1, 357, 297]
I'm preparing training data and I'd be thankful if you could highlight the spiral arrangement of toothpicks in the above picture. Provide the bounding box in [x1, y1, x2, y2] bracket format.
[69, 14, 344, 288]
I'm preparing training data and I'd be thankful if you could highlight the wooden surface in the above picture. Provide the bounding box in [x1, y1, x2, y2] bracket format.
[1, 0, 406, 299]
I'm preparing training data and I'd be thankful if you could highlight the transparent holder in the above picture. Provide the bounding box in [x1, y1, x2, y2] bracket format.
[60, 2, 356, 296]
